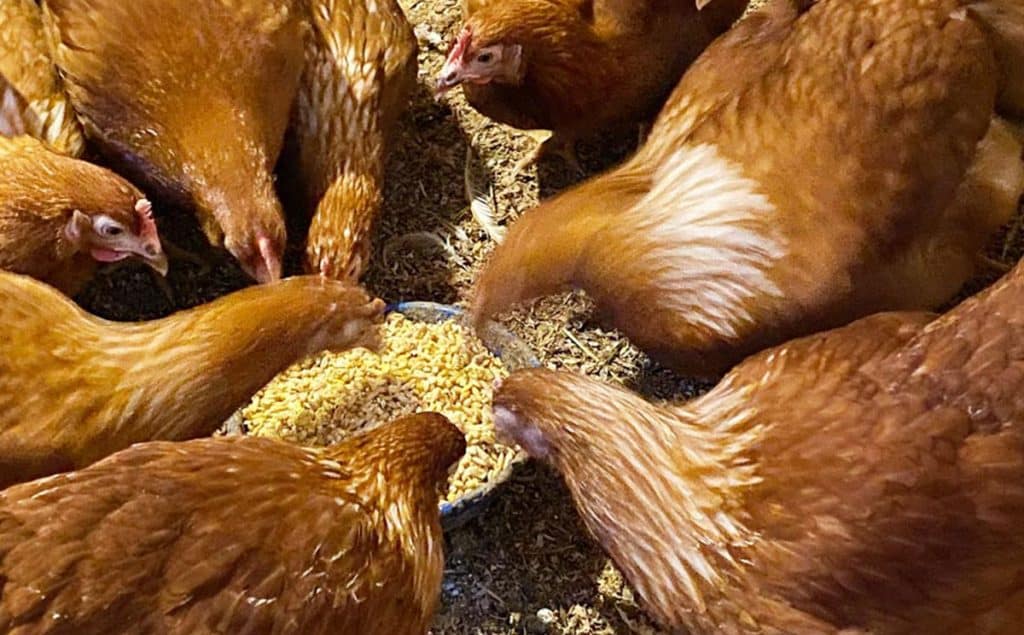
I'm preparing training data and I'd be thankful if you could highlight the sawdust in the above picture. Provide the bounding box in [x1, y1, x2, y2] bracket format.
[73, 0, 1024, 631]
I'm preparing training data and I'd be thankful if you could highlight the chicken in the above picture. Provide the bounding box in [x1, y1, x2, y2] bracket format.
[0, 134, 167, 295]
[435, 0, 748, 169]
[493, 254, 1024, 633]
[0, 412, 465, 634]
[0, 0, 164, 294]
[0, 271, 384, 487]
[40, 0, 308, 283]
[472, 0, 1024, 377]
[290, 0, 417, 280]
[0, 0, 84, 155]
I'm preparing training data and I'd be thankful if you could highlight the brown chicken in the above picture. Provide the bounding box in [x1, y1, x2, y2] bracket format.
[435, 0, 748, 168]
[494, 254, 1024, 633]
[290, 0, 417, 280]
[0, 134, 167, 295]
[0, 271, 384, 487]
[0, 412, 465, 634]
[41, 0, 308, 283]
[0, 0, 165, 293]
[473, 0, 1024, 377]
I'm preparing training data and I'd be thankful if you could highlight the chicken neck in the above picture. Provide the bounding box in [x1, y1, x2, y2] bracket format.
[870, 254, 1024, 421]
[85, 283, 368, 454]
[306, 152, 385, 278]
[472, 164, 649, 325]
[495, 368, 763, 627]
[322, 414, 465, 621]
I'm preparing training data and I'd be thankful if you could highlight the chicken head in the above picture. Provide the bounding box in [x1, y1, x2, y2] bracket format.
[436, 26, 524, 94]
[65, 198, 167, 276]
[0, 134, 168, 291]
[222, 222, 284, 285]
[305, 175, 378, 281]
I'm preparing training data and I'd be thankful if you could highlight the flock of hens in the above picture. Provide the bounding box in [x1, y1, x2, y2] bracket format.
[0, 0, 1024, 632]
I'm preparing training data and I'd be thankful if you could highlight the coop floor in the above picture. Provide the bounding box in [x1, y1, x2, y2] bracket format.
[74, 0, 1024, 631]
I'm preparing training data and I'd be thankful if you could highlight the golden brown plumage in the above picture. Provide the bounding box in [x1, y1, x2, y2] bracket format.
[494, 255, 1024, 633]
[0, 134, 167, 295]
[0, 412, 465, 634]
[0, 0, 84, 155]
[435, 0, 747, 166]
[291, 0, 417, 280]
[0, 271, 384, 487]
[473, 0, 1024, 377]
[40, 0, 308, 283]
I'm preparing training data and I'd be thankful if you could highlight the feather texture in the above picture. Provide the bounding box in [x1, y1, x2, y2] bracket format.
[495, 252, 1024, 631]
[0, 0, 85, 155]
[0, 413, 465, 634]
[290, 0, 417, 280]
[0, 272, 384, 486]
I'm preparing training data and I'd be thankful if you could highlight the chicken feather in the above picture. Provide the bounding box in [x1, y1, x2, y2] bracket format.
[495, 252, 1024, 631]
[0, 0, 84, 155]
[0, 271, 384, 487]
[0, 413, 465, 634]
[474, 0, 1024, 377]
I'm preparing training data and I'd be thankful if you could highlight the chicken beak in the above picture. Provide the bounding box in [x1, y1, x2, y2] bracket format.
[437, 28, 472, 96]
[248, 235, 282, 284]
[435, 66, 464, 96]
[144, 250, 170, 277]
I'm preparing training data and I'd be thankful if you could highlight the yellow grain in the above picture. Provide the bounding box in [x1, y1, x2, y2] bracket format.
[240, 312, 520, 503]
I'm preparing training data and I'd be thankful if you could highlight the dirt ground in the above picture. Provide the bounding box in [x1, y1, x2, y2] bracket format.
[74, 0, 1024, 633]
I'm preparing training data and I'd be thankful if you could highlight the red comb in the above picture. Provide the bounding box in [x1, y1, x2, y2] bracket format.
[134, 199, 159, 241]
[447, 27, 472, 63]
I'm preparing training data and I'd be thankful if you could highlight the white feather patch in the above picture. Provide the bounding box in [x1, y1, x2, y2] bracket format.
[619, 143, 785, 341]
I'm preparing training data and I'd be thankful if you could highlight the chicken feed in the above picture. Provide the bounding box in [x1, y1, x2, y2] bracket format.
[240, 312, 521, 504]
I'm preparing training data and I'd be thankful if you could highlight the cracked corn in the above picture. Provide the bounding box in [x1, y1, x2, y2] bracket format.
[241, 312, 519, 503]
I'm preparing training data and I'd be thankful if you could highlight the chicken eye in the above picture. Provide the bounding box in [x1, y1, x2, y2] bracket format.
[93, 215, 126, 237]
[477, 52, 493, 64]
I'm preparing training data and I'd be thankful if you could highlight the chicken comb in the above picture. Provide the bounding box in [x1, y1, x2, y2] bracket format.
[134, 198, 158, 240]
[447, 27, 473, 63]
